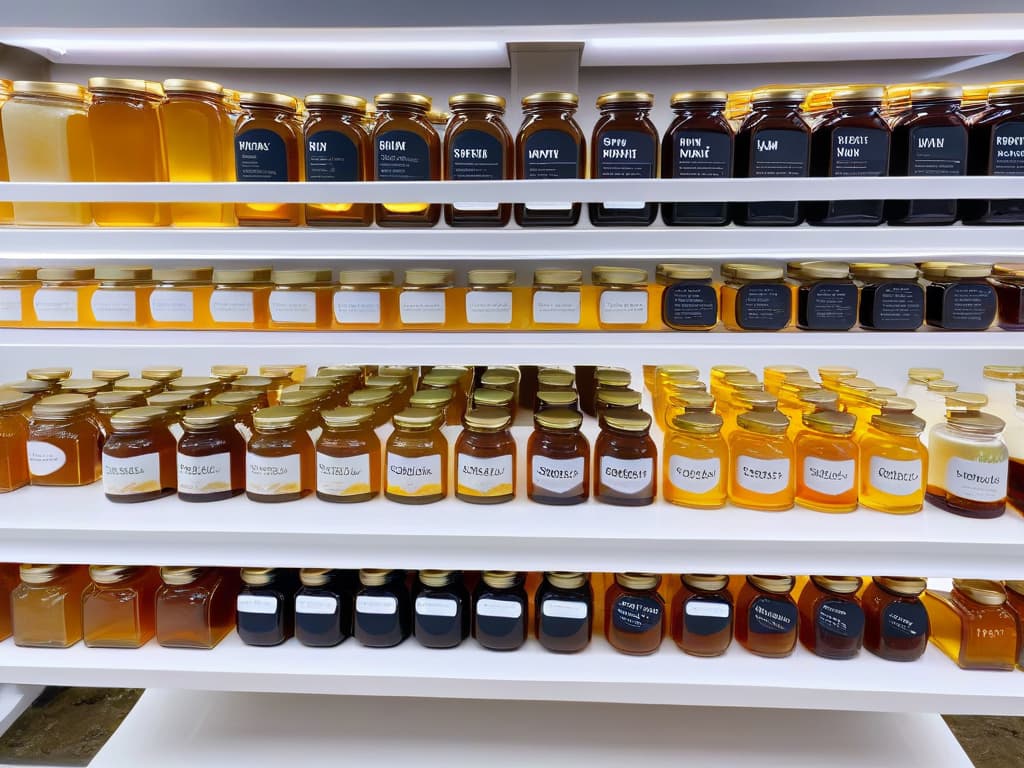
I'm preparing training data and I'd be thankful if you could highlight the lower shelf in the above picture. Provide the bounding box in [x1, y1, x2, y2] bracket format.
[1, 634, 1021, 715]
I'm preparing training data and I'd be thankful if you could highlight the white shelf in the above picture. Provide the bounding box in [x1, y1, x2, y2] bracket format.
[92, 690, 972, 767]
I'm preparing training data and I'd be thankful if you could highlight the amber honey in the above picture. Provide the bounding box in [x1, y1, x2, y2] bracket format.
[149, 267, 213, 329]
[794, 410, 858, 513]
[1003, 581, 1024, 669]
[102, 406, 176, 502]
[924, 579, 1017, 670]
[316, 406, 381, 502]
[386, 408, 447, 504]
[515, 92, 585, 227]
[178, 406, 246, 502]
[671, 574, 734, 657]
[0, 563, 19, 641]
[736, 575, 798, 658]
[373, 93, 440, 226]
[398, 269, 453, 329]
[235, 91, 302, 226]
[0, 391, 31, 492]
[444, 93, 513, 227]
[303, 94, 373, 226]
[12, 564, 89, 648]
[595, 409, 657, 506]
[155, 566, 237, 649]
[862, 576, 929, 661]
[728, 407, 794, 511]
[456, 270, 524, 330]
[333, 270, 396, 330]
[32, 267, 95, 327]
[210, 268, 272, 330]
[605, 573, 665, 655]
[797, 575, 864, 659]
[247, 406, 315, 502]
[87, 266, 154, 328]
[587, 267, 656, 330]
[28, 394, 102, 486]
[268, 269, 334, 329]
[82, 565, 160, 648]
[455, 407, 515, 504]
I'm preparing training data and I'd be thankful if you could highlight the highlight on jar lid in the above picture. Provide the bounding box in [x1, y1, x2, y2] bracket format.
[181, 405, 237, 428]
[472, 387, 514, 409]
[320, 406, 373, 429]
[817, 365, 858, 382]
[591, 266, 648, 286]
[764, 364, 808, 380]
[656, 263, 714, 282]
[19, 564, 60, 584]
[596, 90, 654, 108]
[733, 387, 775, 407]
[871, 411, 926, 435]
[799, 389, 839, 410]
[811, 575, 864, 594]
[858, 263, 920, 280]
[270, 269, 333, 286]
[240, 567, 275, 586]
[358, 568, 393, 587]
[463, 406, 512, 431]
[393, 407, 443, 429]
[374, 92, 432, 110]
[89, 564, 136, 584]
[152, 266, 214, 284]
[160, 566, 201, 586]
[211, 391, 259, 410]
[252, 405, 304, 430]
[657, 364, 701, 381]
[303, 93, 366, 111]
[597, 389, 642, 409]
[148, 391, 199, 410]
[163, 78, 224, 95]
[347, 388, 391, 407]
[298, 376, 337, 392]
[298, 568, 333, 588]
[27, 367, 72, 382]
[536, 390, 579, 411]
[238, 91, 298, 111]
[907, 367, 944, 384]
[750, 86, 807, 105]
[877, 396, 918, 414]
[1004, 580, 1024, 597]
[479, 370, 517, 389]
[787, 260, 851, 280]
[546, 571, 587, 589]
[88, 77, 151, 94]
[32, 393, 91, 417]
[595, 367, 632, 388]
[449, 92, 506, 111]
[944, 391, 987, 410]
[802, 409, 856, 435]
[737, 408, 789, 435]
[278, 389, 321, 409]
[725, 89, 752, 120]
[534, 407, 583, 431]
[482, 570, 520, 588]
[838, 377, 877, 393]
[37, 267, 94, 281]
[403, 269, 454, 288]
[533, 268, 583, 287]
[59, 378, 109, 395]
[602, 408, 651, 432]
[408, 388, 453, 409]
[671, 410, 723, 435]
[682, 574, 730, 591]
[615, 572, 660, 590]
[875, 576, 927, 596]
[670, 90, 728, 107]
[953, 579, 1007, 606]
[668, 390, 715, 411]
[467, 269, 516, 288]
[830, 84, 885, 104]
[318, 365, 363, 380]
[926, 379, 958, 394]
[0, 390, 32, 412]
[91, 369, 130, 383]
[725, 373, 764, 393]
[231, 375, 273, 391]
[908, 83, 962, 102]
[983, 365, 1024, 381]
[337, 269, 395, 287]
[140, 366, 183, 383]
[418, 569, 455, 587]
[989, 81, 1024, 99]
[801, 86, 836, 113]
[365, 375, 403, 391]
[93, 391, 144, 411]
[13, 81, 88, 101]
[779, 379, 822, 397]
[720, 263, 784, 281]
[0, 267, 39, 281]
[110, 406, 172, 430]
[522, 91, 578, 108]
[213, 267, 273, 285]
[168, 376, 220, 392]
[747, 574, 795, 593]
[210, 364, 248, 382]
[537, 369, 575, 388]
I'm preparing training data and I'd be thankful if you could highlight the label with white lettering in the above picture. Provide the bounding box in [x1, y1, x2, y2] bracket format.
[532, 291, 581, 326]
[612, 594, 662, 633]
[882, 601, 929, 640]
[305, 129, 359, 182]
[600, 456, 654, 496]
[750, 129, 809, 177]
[356, 595, 397, 615]
[941, 283, 997, 329]
[210, 290, 255, 324]
[662, 283, 718, 328]
[102, 453, 162, 496]
[386, 452, 442, 497]
[947, 456, 1008, 503]
[316, 452, 371, 498]
[668, 455, 722, 495]
[816, 598, 864, 639]
[595, 129, 655, 208]
[908, 126, 967, 176]
[736, 283, 791, 330]
[673, 130, 731, 178]
[399, 290, 445, 325]
[599, 289, 648, 325]
[0, 289, 22, 322]
[803, 283, 859, 330]
[376, 129, 431, 181]
[868, 282, 924, 329]
[296, 594, 338, 615]
[803, 457, 855, 497]
[531, 455, 585, 497]
[333, 290, 381, 325]
[269, 290, 316, 324]
[457, 453, 513, 498]
[416, 596, 458, 618]
[465, 291, 513, 325]
[736, 455, 791, 496]
[683, 596, 732, 636]
[830, 128, 889, 177]
[150, 289, 194, 323]
[449, 129, 503, 211]
[27, 440, 66, 476]
[246, 453, 302, 496]
[749, 596, 797, 634]
[992, 121, 1024, 175]
[869, 457, 922, 497]
[523, 129, 579, 210]
[177, 452, 232, 496]
[476, 598, 523, 619]
[32, 289, 78, 322]
[237, 594, 278, 614]
[91, 290, 137, 323]
[235, 128, 289, 181]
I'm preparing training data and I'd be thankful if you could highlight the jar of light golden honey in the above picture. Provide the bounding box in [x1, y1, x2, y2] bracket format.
[531, 269, 583, 329]
[147, 267, 213, 329]
[663, 411, 728, 509]
[0, 390, 32, 493]
[397, 269, 453, 329]
[234, 91, 302, 226]
[102, 406, 177, 503]
[28, 394, 102, 486]
[333, 270, 396, 330]
[0, 79, 11, 225]
[268, 269, 334, 329]
[461, 269, 521, 330]
[923, 579, 1017, 670]
[32, 267, 95, 327]
[0, 268, 39, 328]
[209, 268, 272, 330]
[728, 407, 794, 511]
[590, 267, 652, 330]
[88, 266, 154, 328]
[795, 410, 859, 513]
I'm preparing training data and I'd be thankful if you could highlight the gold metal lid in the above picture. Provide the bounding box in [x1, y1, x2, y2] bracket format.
[595, 368, 631, 387]
[537, 369, 575, 388]
[0, 390, 32, 411]
[91, 369, 129, 383]
[304, 93, 366, 110]
[947, 410, 1005, 435]
[270, 269, 333, 286]
[449, 92, 506, 110]
[298, 568, 333, 587]
[359, 568, 393, 587]
[871, 412, 926, 435]
[747, 574, 795, 593]
[830, 85, 885, 103]
[210, 364, 248, 382]
[790, 261, 851, 280]
[240, 567, 275, 586]
[140, 366, 183, 383]
[476, 371, 514, 390]
[670, 91, 728, 106]
[733, 389, 776, 408]
[89, 565, 136, 584]
[818, 365, 858, 382]
[839, 377, 877, 393]
[393, 407, 443, 429]
[656, 263, 714, 281]
[467, 269, 515, 288]
[347, 388, 391, 407]
[861, 264, 919, 280]
[944, 392, 988, 409]
[811, 575, 863, 594]
[751, 87, 807, 104]
[403, 268, 454, 288]
[671, 410, 723, 435]
[711, 364, 750, 379]
[88, 77, 152, 95]
[737, 408, 789, 435]
[482, 570, 520, 588]
[925, 379, 958, 394]
[298, 376, 338, 391]
[27, 367, 72, 382]
[110, 406, 170, 430]
[953, 579, 1007, 606]
[152, 266, 213, 283]
[533, 269, 582, 287]
[93, 391, 144, 411]
[721, 263, 784, 281]
[764, 364, 807, 378]
[279, 389, 321, 409]
[37, 267, 94, 281]
[211, 391, 259, 409]
[596, 90, 654, 108]
[803, 410, 856, 435]
[597, 389, 642, 409]
[602, 409, 651, 432]
[319, 407, 372, 429]
[799, 389, 839, 409]
[875, 576, 927, 596]
[59, 378, 108, 394]
[534, 407, 583, 430]
[907, 367, 944, 384]
[471, 388, 514, 408]
[181, 405, 237, 428]
[375, 92, 431, 110]
[409, 388, 452, 409]
[32, 393, 91, 417]
[0, 267, 38, 281]
[253, 406, 304, 429]
[365, 375, 403, 391]
[168, 376, 219, 392]
[941, 263, 992, 279]
[1003, 580, 1024, 597]
[909, 83, 962, 102]
[213, 268, 273, 285]
[546, 571, 587, 589]
[13, 81, 87, 100]
[163, 78, 223, 95]
[463, 406, 512, 431]
[522, 91, 578, 107]
[682, 574, 730, 591]
[337, 269, 394, 286]
[19, 564, 60, 584]
[239, 91, 298, 110]
[230, 375, 273, 392]
[591, 266, 648, 286]
[419, 569, 455, 587]
[668, 390, 715, 412]
[615, 572, 660, 590]
[146, 392, 196, 410]
[160, 566, 202, 586]
[983, 365, 1024, 381]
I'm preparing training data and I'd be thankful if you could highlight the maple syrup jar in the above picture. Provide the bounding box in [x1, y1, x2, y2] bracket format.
[862, 577, 929, 661]
[736, 575, 799, 658]
[355, 569, 412, 648]
[790, 261, 859, 331]
[589, 91, 658, 226]
[515, 92, 586, 227]
[373, 93, 440, 227]
[535, 572, 593, 653]
[473, 570, 528, 651]
[605, 573, 665, 656]
[670, 574, 734, 657]
[964, 82, 1024, 225]
[444, 93, 513, 227]
[798, 576, 865, 660]
[594, 409, 657, 506]
[854, 264, 925, 331]
[236, 568, 298, 647]
[303, 94, 373, 227]
[234, 92, 302, 226]
[295, 568, 353, 648]
[413, 570, 471, 649]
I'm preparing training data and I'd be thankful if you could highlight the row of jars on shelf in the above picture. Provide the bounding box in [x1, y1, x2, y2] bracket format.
[1, 79, 1021, 228]
[4, 260, 1024, 332]
[1, 360, 1021, 518]
[5, 565, 1023, 671]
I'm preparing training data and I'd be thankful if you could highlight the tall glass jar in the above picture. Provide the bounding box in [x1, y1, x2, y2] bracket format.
[0, 390, 31, 492]
[964, 82, 1024, 225]
[589, 91, 658, 226]
[234, 91, 302, 226]
[303, 93, 373, 226]
[0, 79, 12, 224]
[728, 407, 794, 511]
[594, 409, 657, 506]
[515, 92, 586, 227]
[373, 92, 440, 227]
[444, 93, 513, 227]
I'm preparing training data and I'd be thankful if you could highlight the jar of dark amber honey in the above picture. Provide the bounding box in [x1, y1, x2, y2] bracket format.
[605, 573, 665, 655]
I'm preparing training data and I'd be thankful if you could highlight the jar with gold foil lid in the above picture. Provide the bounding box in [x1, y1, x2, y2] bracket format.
[33, 267, 95, 326]
[795, 409, 858, 515]
[386, 407, 447, 504]
[269, 269, 335, 329]
[246, 406, 315, 503]
[537, 368, 575, 392]
[463, 269, 519, 329]
[234, 91, 302, 226]
[409, 387, 455, 425]
[964, 82, 1024, 224]
[398, 269, 454, 328]
[455, 407, 516, 504]
[168, 376, 224, 405]
[315, 406, 380, 504]
[720, 263, 791, 331]
[333, 269, 396, 330]
[445, 93, 513, 227]
[534, 389, 579, 414]
[921, 262, 996, 330]
[535, 571, 593, 653]
[662, 90, 733, 225]
[208, 268, 272, 330]
[59, 378, 110, 396]
[303, 93, 373, 227]
[373, 92, 440, 227]
[762, 365, 808, 396]
[591, 267, 651, 329]
[656, 264, 719, 330]
[590, 91, 658, 226]
[671, 573, 733, 657]
[515, 91, 585, 227]
[471, 387, 515, 412]
[0, 267, 38, 328]
[177, 405, 246, 503]
[605, 573, 665, 656]
[854, 263, 924, 331]
[532, 269, 583, 329]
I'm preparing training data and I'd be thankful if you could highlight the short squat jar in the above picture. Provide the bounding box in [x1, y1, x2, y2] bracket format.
[102, 406, 177, 503]
[535, 571, 593, 654]
[594, 409, 657, 506]
[455, 407, 516, 504]
[531, 269, 583, 329]
[386, 408, 447, 504]
[720, 263, 791, 332]
[444, 93, 513, 227]
[605, 573, 665, 656]
[527, 407, 590, 505]
[862, 576, 930, 662]
[590, 266, 651, 329]
[589, 90, 658, 226]
[736, 575, 799, 658]
[670, 574, 734, 657]
[854, 264, 924, 331]
[991, 263, 1024, 330]
[515, 92, 586, 227]
[268, 269, 335, 330]
[398, 269, 453, 329]
[922, 262, 997, 331]
[657, 263, 719, 331]
[413, 570, 470, 649]
[236, 567, 298, 647]
[923, 579, 1017, 670]
[473, 570, 528, 652]
[316, 407, 380, 503]
[798, 575, 865, 660]
[155, 566, 236, 649]
[28, 394, 102, 487]
[246, 406, 315, 503]
[790, 261, 858, 331]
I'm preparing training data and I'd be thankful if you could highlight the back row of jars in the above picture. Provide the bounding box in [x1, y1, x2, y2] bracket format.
[2, 79, 1021, 228]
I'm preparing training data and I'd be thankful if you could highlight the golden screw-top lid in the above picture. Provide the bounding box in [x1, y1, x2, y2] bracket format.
[160, 566, 202, 586]
[32, 393, 91, 417]
[546, 571, 587, 589]
[240, 567, 275, 586]
[668, 390, 715, 412]
[534, 407, 583, 431]
[37, 267, 93, 281]
[13, 81, 87, 100]
[710, 365, 750, 380]
[59, 378, 108, 395]
[393, 407, 443, 429]
[876, 396, 917, 414]
[463, 406, 512, 431]
[779, 379, 822, 396]
[953, 579, 1007, 606]
[726, 375, 765, 395]
[260, 365, 301, 381]
[482, 570, 520, 588]
[830, 84, 885, 103]
[602, 409, 652, 432]
[168, 376, 219, 392]
[790, 261, 851, 280]
[682, 574, 730, 591]
[19, 564, 60, 584]
[799, 389, 839, 409]
[365, 375, 403, 391]
[0, 266, 38, 281]
[734, 389, 777, 408]
[181, 405, 237, 428]
[403, 268, 454, 288]
[533, 269, 582, 287]
[596, 90, 654, 108]
[811, 575, 863, 594]
[148, 392, 199, 409]
[764, 364, 808, 379]
[27, 367, 72, 382]
[748, 574, 795, 593]
[93, 391, 145, 411]
[597, 389, 642, 409]
[278, 389, 321, 409]
[670, 90, 728, 106]
[213, 268, 272, 285]
[909, 83, 962, 102]
[537, 369, 575, 388]
[210, 364, 248, 381]
[304, 93, 366, 110]
[418, 569, 455, 587]
[374, 92, 432, 109]
[91, 369, 129, 383]
[467, 269, 515, 288]
[522, 91, 578, 107]
[231, 376, 273, 392]
[477, 371, 515, 390]
[907, 367, 944, 384]
[298, 376, 339, 391]
[337, 269, 394, 286]
[839, 377, 877, 393]
[983, 365, 1024, 381]
[944, 392, 988, 410]
[409, 388, 452, 409]
[347, 388, 391, 407]
[163, 78, 223, 95]
[671, 410, 724, 435]
[321, 407, 373, 428]
[993, 262, 1024, 277]
[656, 263, 714, 281]
[358, 568, 394, 587]
[0, 390, 32, 411]
[211, 391, 259, 409]
[591, 266, 648, 286]
[110, 406, 170, 430]
[615, 572, 660, 590]
[989, 81, 1024, 99]
[152, 266, 214, 283]
[926, 379, 958, 394]
[95, 265, 152, 283]
[737, 408, 789, 434]
[947, 410, 1005, 435]
[595, 368, 631, 388]
[270, 269, 333, 285]
[252, 406, 304, 429]
[299, 568, 333, 587]
[238, 91, 298, 110]
[860, 264, 919, 280]
[721, 263, 784, 281]
[1003, 580, 1024, 597]
[449, 92, 506, 110]
[803, 409, 856, 435]
[871, 412, 926, 435]
[472, 387, 514, 408]
[943, 263, 992, 279]
[818, 365, 858, 382]
[89, 565, 136, 584]
[140, 366, 183, 383]
[538, 389, 582, 409]
[875, 576, 927, 596]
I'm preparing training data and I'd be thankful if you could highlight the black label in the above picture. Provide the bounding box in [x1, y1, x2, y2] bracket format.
[750, 129, 809, 177]
[736, 283, 791, 330]
[908, 126, 967, 176]
[871, 283, 924, 328]
[992, 121, 1024, 175]
[376, 129, 431, 181]
[449, 130, 504, 180]
[595, 130, 656, 179]
[523, 130, 580, 179]
[882, 601, 929, 640]
[305, 129, 359, 182]
[816, 599, 865, 639]
[830, 128, 889, 177]
[612, 594, 663, 634]
[943, 283, 997, 328]
[673, 130, 731, 178]
[663, 282, 718, 328]
[683, 595, 732, 636]
[805, 283, 859, 330]
[749, 596, 797, 634]
[539, 597, 589, 639]
[235, 128, 288, 181]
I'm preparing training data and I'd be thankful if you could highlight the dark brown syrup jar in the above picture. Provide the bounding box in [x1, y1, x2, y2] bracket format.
[964, 82, 1024, 225]
[588, 91, 658, 226]
[443, 93, 513, 227]
[372, 92, 440, 227]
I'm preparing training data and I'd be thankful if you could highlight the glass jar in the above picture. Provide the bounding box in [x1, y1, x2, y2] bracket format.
[473, 570, 528, 651]
[268, 269, 335, 329]
[923, 579, 1017, 670]
[794, 410, 858, 513]
[316, 406, 380, 503]
[589, 91, 658, 226]
[922, 262, 997, 330]
[373, 92, 440, 227]
[589, 267, 651, 329]
[728, 408, 794, 511]
[28, 394, 102, 486]
[102, 406, 176, 503]
[670, 574, 734, 657]
[515, 91, 586, 227]
[0, 267, 38, 328]
[26, 367, 72, 394]
[246, 406, 315, 503]
[386, 407, 447, 504]
[526, 407, 589, 505]
[736, 575, 798, 658]
[964, 82, 1024, 224]
[663, 411, 728, 509]
[661, 90, 733, 226]
[461, 269, 521, 330]
[853, 263, 925, 331]
[354, 569, 411, 648]
[733, 87, 810, 226]
[234, 91, 302, 226]
[413, 570, 470, 649]
[88, 266, 154, 328]
[535, 571, 593, 653]
[0, 79, 11, 224]
[991, 263, 1024, 330]
[862, 576, 929, 661]
[12, 564, 89, 648]
[531, 269, 583, 329]
[161, 79, 235, 227]
[797, 575, 865, 660]
[82, 565, 160, 648]
[209, 268, 272, 330]
[594, 409, 657, 506]
[790, 261, 859, 331]
[444, 93, 513, 227]
[303, 93, 373, 226]
[605, 573, 665, 656]
[236, 567, 298, 647]
[720, 263, 791, 331]
[177, 405, 246, 502]
[398, 269, 454, 329]
[656, 263, 718, 331]
[3, 81, 93, 226]
[346, 388, 393, 429]
[88, 78, 169, 226]
[155, 566, 237, 649]
[32, 267, 95, 327]
[332, 269, 396, 330]
[454, 407, 515, 504]
[295, 568, 353, 648]
[1003, 581, 1024, 669]
[148, 267, 213, 329]
[857, 410, 927, 514]
[0, 390, 31, 492]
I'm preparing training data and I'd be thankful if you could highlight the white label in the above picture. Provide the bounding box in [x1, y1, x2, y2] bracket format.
[90, 290, 136, 323]
[736, 455, 791, 495]
[600, 456, 654, 495]
[803, 457, 855, 497]
[0, 289, 22, 321]
[476, 598, 523, 619]
[210, 289, 255, 324]
[541, 600, 588, 619]
[416, 596, 458, 617]
[465, 291, 513, 325]
[602, 200, 645, 210]
[296, 595, 338, 615]
[150, 289, 195, 323]
[668, 455, 721, 495]
[525, 201, 572, 211]
[399, 291, 446, 325]
[453, 202, 499, 212]
[237, 594, 278, 614]
[333, 290, 381, 325]
[246, 452, 302, 496]
[531, 455, 585, 495]
[947, 456, 1008, 503]
[386, 452, 442, 497]
[686, 601, 731, 619]
[27, 441, 66, 476]
[356, 595, 397, 615]
[316, 452, 371, 498]
[532, 291, 581, 326]
[599, 290, 649, 325]
[869, 457, 923, 497]
[33, 289, 78, 322]
[102, 452, 161, 496]
[269, 290, 316, 324]
[178, 452, 233, 496]
[457, 453, 514, 497]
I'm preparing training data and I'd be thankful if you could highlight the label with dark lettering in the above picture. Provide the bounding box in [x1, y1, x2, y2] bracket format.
[750, 129, 809, 177]
[947, 456, 1008, 503]
[376, 129, 431, 181]
[673, 130, 731, 178]
[908, 126, 967, 176]
[867, 283, 924, 329]
[235, 129, 288, 181]
[749, 596, 797, 634]
[736, 283, 791, 330]
[803, 283, 858, 330]
[523, 130, 579, 211]
[830, 128, 889, 177]
[816, 599, 864, 639]
[305, 130, 359, 182]
[612, 595, 663, 634]
[882, 601, 929, 640]
[683, 596, 732, 636]
[941, 283, 997, 329]
[992, 121, 1024, 175]
[662, 282, 718, 328]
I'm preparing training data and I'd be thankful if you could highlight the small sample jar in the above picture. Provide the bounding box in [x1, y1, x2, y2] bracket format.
[444, 93, 513, 227]
[922, 263, 997, 330]
[102, 406, 177, 503]
[527, 408, 589, 505]
[246, 406, 315, 503]
[209, 268, 273, 330]
[790, 261, 859, 331]
[354, 569, 411, 648]
[82, 565, 160, 648]
[862, 577, 929, 661]
[657, 264, 718, 331]
[455, 407, 516, 504]
[733, 87, 810, 226]
[594, 409, 657, 506]
[858, 411, 928, 514]
[303, 93, 373, 227]
[236, 568, 298, 647]
[794, 410, 859, 513]
[670, 574, 734, 657]
[11, 564, 88, 648]
[964, 82, 1024, 225]
[88, 265, 154, 328]
[923, 579, 1017, 670]
[854, 264, 925, 331]
[398, 269, 454, 329]
[0, 267, 39, 328]
[0, 391, 31, 492]
[234, 91, 301, 226]
[728, 408, 794, 511]
[385, 407, 448, 504]
[373, 92, 441, 227]
[462, 269, 521, 330]
[177, 405, 246, 502]
[720, 264, 791, 332]
[590, 267, 651, 329]
[798, 575, 865, 660]
[535, 572, 593, 653]
[663, 411, 728, 509]
[589, 91, 658, 226]
[295, 568, 353, 648]
[414, 570, 470, 649]
[473, 570, 528, 652]
[28, 394, 102, 486]
[605, 573, 665, 656]
[736, 575, 798, 658]
[661, 90, 733, 226]
[316, 407, 381, 503]
[268, 269, 335, 329]
[32, 267, 95, 326]
[531, 269, 583, 329]
[515, 92, 586, 227]
[333, 269, 396, 330]
[156, 566, 236, 649]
